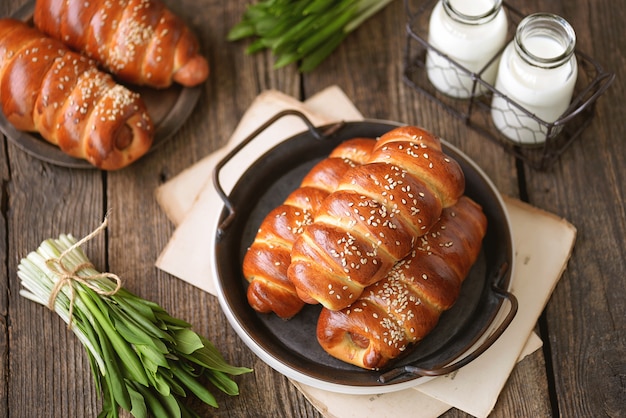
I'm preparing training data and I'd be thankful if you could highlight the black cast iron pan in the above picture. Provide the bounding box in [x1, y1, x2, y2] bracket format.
[212, 110, 517, 394]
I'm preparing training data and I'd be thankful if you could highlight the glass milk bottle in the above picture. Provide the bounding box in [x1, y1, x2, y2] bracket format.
[491, 14, 578, 144]
[426, 0, 508, 98]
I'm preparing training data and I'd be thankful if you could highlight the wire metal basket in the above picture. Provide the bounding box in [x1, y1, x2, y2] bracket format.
[403, 0, 615, 170]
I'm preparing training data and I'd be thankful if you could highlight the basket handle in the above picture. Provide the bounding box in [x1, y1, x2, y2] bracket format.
[212, 109, 344, 238]
[557, 62, 616, 126]
[378, 261, 518, 384]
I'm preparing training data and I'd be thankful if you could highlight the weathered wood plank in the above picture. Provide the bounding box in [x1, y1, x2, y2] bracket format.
[7, 152, 105, 417]
[518, 0, 626, 416]
[0, 136, 9, 418]
[1, 0, 624, 416]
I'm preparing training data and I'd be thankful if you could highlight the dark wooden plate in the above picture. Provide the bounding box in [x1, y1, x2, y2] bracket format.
[0, 0, 201, 169]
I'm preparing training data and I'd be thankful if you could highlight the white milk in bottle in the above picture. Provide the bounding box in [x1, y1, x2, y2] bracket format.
[491, 13, 578, 144]
[426, 0, 508, 98]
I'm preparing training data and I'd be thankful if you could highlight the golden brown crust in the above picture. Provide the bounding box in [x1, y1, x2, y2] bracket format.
[31, 0, 64, 40]
[242, 138, 377, 319]
[288, 126, 465, 311]
[244, 242, 300, 318]
[315, 189, 416, 260]
[369, 126, 466, 207]
[84, 84, 153, 170]
[316, 196, 488, 370]
[336, 162, 444, 237]
[34, 53, 94, 148]
[415, 197, 487, 279]
[33, 0, 209, 88]
[0, 19, 154, 170]
[0, 22, 66, 132]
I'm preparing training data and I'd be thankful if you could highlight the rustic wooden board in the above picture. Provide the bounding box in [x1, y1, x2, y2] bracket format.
[1, 0, 624, 417]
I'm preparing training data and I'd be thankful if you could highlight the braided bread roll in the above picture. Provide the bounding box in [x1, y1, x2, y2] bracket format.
[288, 126, 465, 311]
[317, 196, 488, 369]
[0, 19, 153, 170]
[33, 0, 209, 88]
[243, 138, 376, 319]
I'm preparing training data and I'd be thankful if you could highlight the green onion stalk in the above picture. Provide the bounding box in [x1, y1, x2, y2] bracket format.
[228, 0, 395, 72]
[17, 219, 252, 418]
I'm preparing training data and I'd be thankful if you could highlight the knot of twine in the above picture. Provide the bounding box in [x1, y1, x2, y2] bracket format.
[46, 216, 122, 327]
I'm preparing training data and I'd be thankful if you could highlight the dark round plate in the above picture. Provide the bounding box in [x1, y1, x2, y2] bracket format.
[212, 117, 515, 394]
[0, 0, 201, 169]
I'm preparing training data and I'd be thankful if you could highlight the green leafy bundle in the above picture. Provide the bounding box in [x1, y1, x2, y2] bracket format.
[18, 231, 252, 418]
[228, 0, 394, 72]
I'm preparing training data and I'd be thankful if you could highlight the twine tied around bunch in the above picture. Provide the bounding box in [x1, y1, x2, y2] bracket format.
[46, 216, 122, 328]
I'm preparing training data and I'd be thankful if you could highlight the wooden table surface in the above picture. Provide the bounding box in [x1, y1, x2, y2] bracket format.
[1, 0, 624, 417]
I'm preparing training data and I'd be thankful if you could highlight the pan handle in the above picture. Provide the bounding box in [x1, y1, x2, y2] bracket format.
[212, 109, 345, 239]
[378, 261, 518, 384]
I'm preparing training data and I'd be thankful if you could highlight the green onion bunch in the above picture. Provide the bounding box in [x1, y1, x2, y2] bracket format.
[228, 0, 394, 72]
[18, 232, 252, 418]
